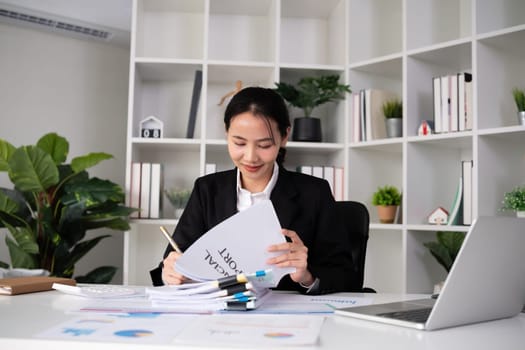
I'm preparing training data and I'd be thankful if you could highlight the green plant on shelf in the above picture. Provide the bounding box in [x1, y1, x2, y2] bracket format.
[501, 185, 525, 212]
[274, 74, 351, 117]
[423, 231, 466, 273]
[164, 188, 192, 209]
[512, 87, 525, 112]
[381, 98, 403, 119]
[372, 185, 401, 206]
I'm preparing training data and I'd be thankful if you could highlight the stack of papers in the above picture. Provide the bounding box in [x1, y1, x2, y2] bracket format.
[150, 200, 295, 311]
[146, 270, 275, 311]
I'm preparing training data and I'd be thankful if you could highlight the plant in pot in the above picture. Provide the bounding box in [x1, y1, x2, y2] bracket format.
[0, 132, 136, 283]
[500, 185, 525, 218]
[274, 74, 351, 142]
[512, 87, 525, 125]
[382, 98, 403, 138]
[371, 185, 401, 223]
[164, 188, 192, 219]
[423, 230, 465, 293]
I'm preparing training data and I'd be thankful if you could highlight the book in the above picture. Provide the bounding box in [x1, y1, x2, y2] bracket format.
[464, 73, 473, 130]
[334, 167, 344, 201]
[149, 163, 162, 219]
[352, 92, 361, 142]
[462, 160, 473, 225]
[433, 76, 442, 133]
[449, 74, 459, 132]
[186, 70, 203, 138]
[312, 166, 323, 179]
[365, 89, 398, 141]
[129, 162, 141, 218]
[139, 162, 151, 218]
[441, 75, 450, 133]
[0, 276, 76, 295]
[448, 176, 463, 226]
[323, 166, 335, 196]
[359, 89, 366, 141]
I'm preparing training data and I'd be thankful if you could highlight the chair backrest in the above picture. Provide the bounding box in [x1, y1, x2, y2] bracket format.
[334, 201, 370, 291]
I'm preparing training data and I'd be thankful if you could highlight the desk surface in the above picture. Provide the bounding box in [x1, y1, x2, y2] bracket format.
[1, 289, 524, 350]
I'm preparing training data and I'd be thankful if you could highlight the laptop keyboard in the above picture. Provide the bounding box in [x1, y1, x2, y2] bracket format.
[377, 308, 432, 323]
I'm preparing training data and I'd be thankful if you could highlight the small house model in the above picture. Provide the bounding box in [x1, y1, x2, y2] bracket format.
[418, 120, 434, 136]
[140, 116, 163, 138]
[428, 207, 449, 225]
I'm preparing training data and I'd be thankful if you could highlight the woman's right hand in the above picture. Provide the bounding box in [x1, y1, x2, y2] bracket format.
[161, 251, 187, 285]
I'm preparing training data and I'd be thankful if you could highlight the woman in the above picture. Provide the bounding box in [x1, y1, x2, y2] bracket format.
[150, 87, 359, 294]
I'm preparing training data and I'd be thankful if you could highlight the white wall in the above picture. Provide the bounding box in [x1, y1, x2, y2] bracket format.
[0, 22, 129, 283]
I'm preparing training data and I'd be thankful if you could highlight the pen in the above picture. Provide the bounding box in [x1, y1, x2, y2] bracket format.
[159, 226, 182, 254]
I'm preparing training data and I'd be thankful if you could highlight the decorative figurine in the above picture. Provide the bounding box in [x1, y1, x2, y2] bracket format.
[140, 116, 163, 138]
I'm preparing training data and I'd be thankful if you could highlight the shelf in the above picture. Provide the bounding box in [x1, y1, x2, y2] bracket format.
[125, 0, 525, 293]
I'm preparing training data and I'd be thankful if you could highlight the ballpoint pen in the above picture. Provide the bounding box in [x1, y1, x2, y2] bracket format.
[159, 226, 182, 254]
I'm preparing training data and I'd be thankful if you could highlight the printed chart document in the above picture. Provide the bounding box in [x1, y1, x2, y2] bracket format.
[175, 200, 295, 285]
[174, 314, 325, 347]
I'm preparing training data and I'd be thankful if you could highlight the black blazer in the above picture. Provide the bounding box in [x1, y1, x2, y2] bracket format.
[150, 166, 360, 294]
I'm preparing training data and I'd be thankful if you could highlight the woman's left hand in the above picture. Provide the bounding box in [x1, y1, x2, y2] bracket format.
[267, 229, 315, 286]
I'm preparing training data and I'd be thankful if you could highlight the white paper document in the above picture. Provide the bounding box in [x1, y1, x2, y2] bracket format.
[174, 314, 325, 347]
[175, 200, 295, 286]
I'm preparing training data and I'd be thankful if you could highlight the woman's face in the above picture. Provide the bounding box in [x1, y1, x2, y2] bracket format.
[227, 111, 289, 192]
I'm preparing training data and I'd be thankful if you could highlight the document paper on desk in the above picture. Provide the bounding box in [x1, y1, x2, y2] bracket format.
[174, 200, 295, 287]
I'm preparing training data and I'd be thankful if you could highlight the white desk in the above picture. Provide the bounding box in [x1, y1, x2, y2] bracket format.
[1, 290, 524, 349]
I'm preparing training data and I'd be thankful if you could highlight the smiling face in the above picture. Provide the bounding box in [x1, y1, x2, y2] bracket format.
[227, 111, 289, 193]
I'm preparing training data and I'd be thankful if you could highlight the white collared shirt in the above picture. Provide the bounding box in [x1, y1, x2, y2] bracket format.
[236, 162, 279, 212]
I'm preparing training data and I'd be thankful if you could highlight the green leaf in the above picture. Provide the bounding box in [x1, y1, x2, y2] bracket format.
[59, 235, 112, 273]
[423, 241, 453, 272]
[62, 178, 124, 207]
[36, 133, 69, 165]
[8, 146, 59, 192]
[0, 139, 16, 171]
[5, 235, 38, 269]
[75, 266, 117, 283]
[71, 152, 113, 173]
[0, 261, 9, 268]
[0, 189, 20, 215]
[2, 221, 38, 254]
[436, 231, 465, 262]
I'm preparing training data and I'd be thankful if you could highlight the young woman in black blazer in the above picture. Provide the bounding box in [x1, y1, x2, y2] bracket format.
[150, 87, 359, 294]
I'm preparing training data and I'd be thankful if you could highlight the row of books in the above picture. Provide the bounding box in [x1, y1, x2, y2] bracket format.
[351, 88, 399, 142]
[129, 162, 163, 219]
[448, 160, 473, 226]
[433, 72, 473, 134]
[297, 165, 344, 201]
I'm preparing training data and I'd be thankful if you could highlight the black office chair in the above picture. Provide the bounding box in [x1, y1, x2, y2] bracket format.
[334, 201, 376, 293]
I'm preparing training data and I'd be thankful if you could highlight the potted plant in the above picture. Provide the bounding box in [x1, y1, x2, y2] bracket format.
[274, 74, 351, 142]
[164, 188, 192, 219]
[512, 87, 525, 125]
[423, 230, 465, 293]
[501, 185, 525, 218]
[0, 133, 136, 283]
[382, 98, 403, 138]
[371, 185, 401, 223]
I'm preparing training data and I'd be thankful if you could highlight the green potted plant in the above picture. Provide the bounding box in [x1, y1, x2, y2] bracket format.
[274, 74, 351, 142]
[371, 185, 401, 223]
[164, 188, 192, 219]
[512, 87, 525, 125]
[501, 185, 525, 218]
[382, 98, 403, 138]
[0, 133, 136, 283]
[423, 230, 465, 293]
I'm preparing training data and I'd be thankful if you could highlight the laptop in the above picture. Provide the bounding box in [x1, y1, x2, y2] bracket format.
[335, 216, 525, 330]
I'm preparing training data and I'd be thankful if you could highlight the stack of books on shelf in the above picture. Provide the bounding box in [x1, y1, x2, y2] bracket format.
[129, 162, 163, 219]
[447, 160, 473, 226]
[351, 88, 399, 142]
[432, 72, 473, 134]
[297, 165, 344, 201]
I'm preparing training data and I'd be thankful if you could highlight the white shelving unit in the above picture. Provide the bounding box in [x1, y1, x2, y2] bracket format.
[123, 0, 525, 292]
